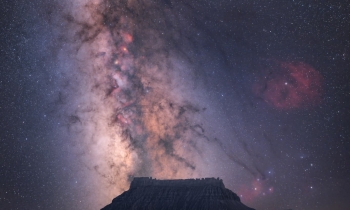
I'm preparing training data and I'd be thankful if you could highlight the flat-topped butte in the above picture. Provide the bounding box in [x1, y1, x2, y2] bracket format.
[130, 177, 225, 189]
[102, 177, 256, 210]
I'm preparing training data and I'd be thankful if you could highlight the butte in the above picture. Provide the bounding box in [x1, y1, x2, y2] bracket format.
[102, 177, 255, 210]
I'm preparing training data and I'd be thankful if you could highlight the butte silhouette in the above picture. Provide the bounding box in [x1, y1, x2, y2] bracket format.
[102, 177, 255, 210]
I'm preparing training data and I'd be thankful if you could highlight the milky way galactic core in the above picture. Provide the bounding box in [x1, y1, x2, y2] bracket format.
[5, 0, 348, 209]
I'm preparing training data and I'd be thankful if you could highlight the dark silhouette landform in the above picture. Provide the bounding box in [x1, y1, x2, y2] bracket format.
[102, 177, 256, 210]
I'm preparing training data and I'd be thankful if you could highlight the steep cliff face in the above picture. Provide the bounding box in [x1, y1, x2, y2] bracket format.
[101, 177, 255, 210]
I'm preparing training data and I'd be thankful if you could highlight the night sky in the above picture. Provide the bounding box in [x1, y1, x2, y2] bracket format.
[1, 0, 349, 209]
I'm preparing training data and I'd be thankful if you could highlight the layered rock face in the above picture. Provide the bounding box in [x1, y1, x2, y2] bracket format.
[101, 177, 255, 210]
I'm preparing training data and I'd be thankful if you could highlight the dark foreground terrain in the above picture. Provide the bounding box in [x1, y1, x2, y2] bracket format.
[102, 177, 255, 210]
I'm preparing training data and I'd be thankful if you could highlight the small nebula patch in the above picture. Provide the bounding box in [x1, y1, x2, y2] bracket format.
[253, 61, 323, 110]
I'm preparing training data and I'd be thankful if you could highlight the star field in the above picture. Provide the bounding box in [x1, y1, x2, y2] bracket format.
[0, 0, 349, 210]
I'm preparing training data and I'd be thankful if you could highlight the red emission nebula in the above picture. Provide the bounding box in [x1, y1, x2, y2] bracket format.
[254, 61, 323, 110]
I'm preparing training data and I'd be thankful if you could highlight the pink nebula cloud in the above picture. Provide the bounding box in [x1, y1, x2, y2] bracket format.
[254, 61, 323, 110]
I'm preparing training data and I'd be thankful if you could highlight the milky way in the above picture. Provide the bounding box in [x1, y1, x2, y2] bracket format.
[52, 0, 276, 207]
[52, 0, 245, 207]
[47, 0, 349, 209]
[2, 0, 349, 210]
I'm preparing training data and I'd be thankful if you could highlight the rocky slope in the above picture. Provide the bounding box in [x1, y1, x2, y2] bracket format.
[101, 177, 255, 210]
